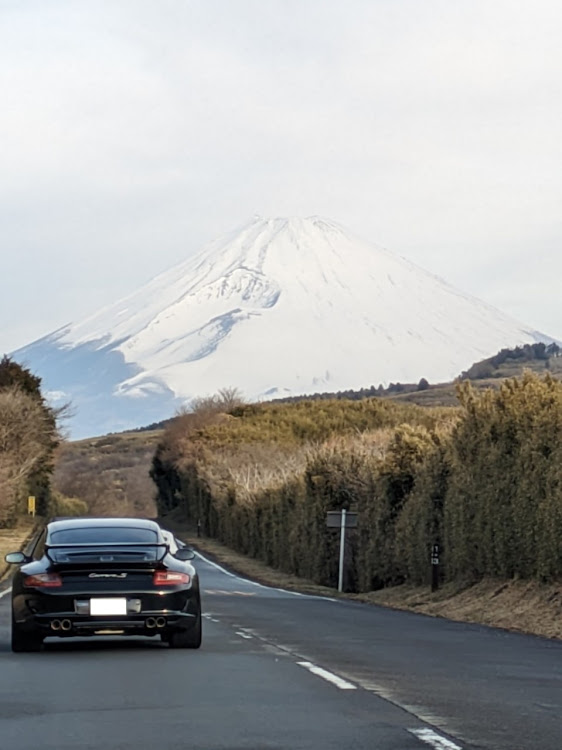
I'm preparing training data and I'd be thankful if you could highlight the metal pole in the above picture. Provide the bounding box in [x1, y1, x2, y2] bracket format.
[338, 509, 347, 592]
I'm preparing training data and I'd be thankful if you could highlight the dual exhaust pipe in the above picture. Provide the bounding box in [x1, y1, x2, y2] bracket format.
[50, 617, 166, 631]
[145, 616, 166, 629]
[51, 619, 72, 631]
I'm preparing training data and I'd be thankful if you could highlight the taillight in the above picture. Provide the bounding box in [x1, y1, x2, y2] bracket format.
[24, 573, 62, 588]
[153, 570, 190, 586]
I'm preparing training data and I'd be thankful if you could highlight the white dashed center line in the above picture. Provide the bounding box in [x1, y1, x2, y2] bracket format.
[409, 728, 463, 749]
[195, 554, 465, 749]
[202, 614, 220, 623]
[297, 661, 357, 690]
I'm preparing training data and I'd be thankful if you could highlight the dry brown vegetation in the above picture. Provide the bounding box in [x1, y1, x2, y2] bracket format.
[0, 356, 69, 525]
[53, 431, 161, 518]
[0, 388, 50, 519]
[151, 396, 458, 588]
[0, 385, 59, 526]
[361, 577, 562, 640]
[153, 372, 562, 597]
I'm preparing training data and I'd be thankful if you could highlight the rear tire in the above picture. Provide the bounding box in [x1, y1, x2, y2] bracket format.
[11, 616, 43, 653]
[168, 615, 202, 649]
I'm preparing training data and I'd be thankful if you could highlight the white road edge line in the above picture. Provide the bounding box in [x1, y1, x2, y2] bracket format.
[194, 551, 238, 579]
[194, 550, 336, 601]
[297, 661, 357, 690]
[409, 728, 463, 750]
[0, 577, 458, 748]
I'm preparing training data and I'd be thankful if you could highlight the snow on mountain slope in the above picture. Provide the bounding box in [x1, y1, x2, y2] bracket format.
[58, 215, 547, 392]
[14, 216, 554, 436]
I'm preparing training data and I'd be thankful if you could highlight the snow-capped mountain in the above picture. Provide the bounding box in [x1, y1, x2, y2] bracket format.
[13, 216, 555, 436]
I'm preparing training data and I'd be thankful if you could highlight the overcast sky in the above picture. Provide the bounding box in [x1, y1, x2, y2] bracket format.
[1, 0, 561, 354]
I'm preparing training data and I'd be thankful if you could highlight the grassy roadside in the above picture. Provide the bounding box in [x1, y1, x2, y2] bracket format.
[164, 519, 562, 641]
[355, 578, 562, 640]
[0, 518, 43, 583]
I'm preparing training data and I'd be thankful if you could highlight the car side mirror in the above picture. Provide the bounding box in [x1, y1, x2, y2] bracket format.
[5, 551, 29, 565]
[174, 548, 195, 561]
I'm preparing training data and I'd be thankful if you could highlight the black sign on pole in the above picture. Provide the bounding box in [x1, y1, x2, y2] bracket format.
[326, 511, 358, 528]
[431, 543, 440, 592]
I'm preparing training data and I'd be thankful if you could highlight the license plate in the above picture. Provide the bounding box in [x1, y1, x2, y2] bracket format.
[90, 598, 127, 616]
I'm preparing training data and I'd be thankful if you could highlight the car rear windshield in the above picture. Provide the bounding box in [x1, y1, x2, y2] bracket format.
[49, 527, 159, 545]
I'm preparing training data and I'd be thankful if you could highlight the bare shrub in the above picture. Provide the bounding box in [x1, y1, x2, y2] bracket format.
[53, 434, 159, 519]
[0, 387, 54, 525]
[190, 386, 244, 415]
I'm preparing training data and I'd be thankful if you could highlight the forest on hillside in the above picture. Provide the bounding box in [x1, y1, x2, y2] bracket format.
[461, 342, 561, 380]
[151, 372, 562, 591]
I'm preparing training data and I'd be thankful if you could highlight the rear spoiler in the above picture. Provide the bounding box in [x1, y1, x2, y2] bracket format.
[45, 542, 168, 549]
[46, 542, 169, 563]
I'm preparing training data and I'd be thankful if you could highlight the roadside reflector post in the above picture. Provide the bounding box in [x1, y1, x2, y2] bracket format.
[338, 509, 347, 593]
[431, 543, 440, 592]
[326, 510, 358, 593]
[27, 496, 36, 517]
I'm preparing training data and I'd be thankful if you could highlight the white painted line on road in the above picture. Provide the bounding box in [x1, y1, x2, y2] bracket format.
[409, 728, 462, 750]
[0, 587, 12, 600]
[194, 550, 336, 601]
[235, 631, 253, 640]
[202, 613, 221, 622]
[195, 552, 238, 579]
[297, 661, 357, 690]
[330, 669, 459, 741]
[232, 590, 257, 596]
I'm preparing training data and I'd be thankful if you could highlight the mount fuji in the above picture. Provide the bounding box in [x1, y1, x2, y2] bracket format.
[13, 216, 555, 437]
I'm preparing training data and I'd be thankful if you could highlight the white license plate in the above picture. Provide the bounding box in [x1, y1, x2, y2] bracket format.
[90, 598, 127, 616]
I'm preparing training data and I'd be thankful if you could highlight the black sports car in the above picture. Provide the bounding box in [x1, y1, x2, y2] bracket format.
[4, 517, 202, 652]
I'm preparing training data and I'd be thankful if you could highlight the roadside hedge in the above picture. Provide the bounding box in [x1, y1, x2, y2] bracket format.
[151, 374, 562, 590]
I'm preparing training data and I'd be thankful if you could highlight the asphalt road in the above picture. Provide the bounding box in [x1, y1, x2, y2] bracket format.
[0, 553, 561, 750]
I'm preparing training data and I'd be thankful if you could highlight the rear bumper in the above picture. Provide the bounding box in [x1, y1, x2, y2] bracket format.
[13, 589, 200, 637]
[34, 610, 198, 637]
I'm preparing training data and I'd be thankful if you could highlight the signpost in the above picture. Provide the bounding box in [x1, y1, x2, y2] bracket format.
[27, 496, 36, 517]
[326, 510, 358, 592]
[431, 543, 440, 592]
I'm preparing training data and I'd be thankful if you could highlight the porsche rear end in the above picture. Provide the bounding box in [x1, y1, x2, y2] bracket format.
[13, 544, 199, 639]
